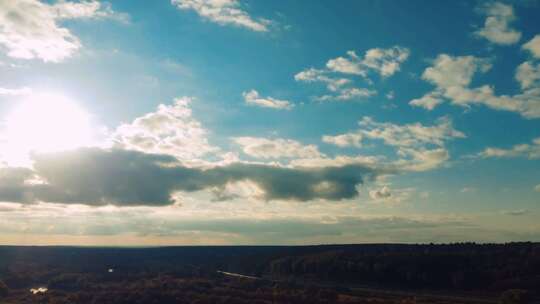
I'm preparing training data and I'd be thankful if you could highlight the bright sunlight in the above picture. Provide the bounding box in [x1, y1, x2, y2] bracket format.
[2, 92, 94, 166]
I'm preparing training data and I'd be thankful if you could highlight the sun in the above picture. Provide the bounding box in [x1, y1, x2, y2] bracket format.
[2, 92, 95, 166]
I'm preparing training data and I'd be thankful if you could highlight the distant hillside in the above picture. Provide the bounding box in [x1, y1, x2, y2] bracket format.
[0, 243, 539, 303]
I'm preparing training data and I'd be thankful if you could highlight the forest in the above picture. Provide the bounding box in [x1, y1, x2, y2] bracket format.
[0, 243, 538, 303]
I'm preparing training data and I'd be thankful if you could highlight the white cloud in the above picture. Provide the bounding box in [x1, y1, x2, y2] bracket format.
[475, 2, 521, 45]
[422, 54, 492, 89]
[289, 155, 380, 168]
[357, 116, 465, 148]
[368, 185, 417, 203]
[232, 137, 323, 159]
[523, 35, 540, 58]
[0, 0, 126, 62]
[394, 147, 450, 172]
[409, 92, 444, 110]
[112, 97, 219, 162]
[322, 117, 466, 171]
[53, 0, 129, 22]
[295, 46, 408, 102]
[323, 117, 463, 172]
[294, 68, 351, 92]
[516, 61, 540, 89]
[369, 185, 391, 200]
[326, 51, 366, 76]
[0, 86, 32, 96]
[294, 68, 372, 101]
[243, 90, 293, 110]
[323, 116, 465, 150]
[478, 137, 540, 159]
[171, 0, 270, 32]
[211, 180, 265, 201]
[326, 47, 410, 77]
[362, 47, 410, 76]
[535, 184, 540, 192]
[316, 87, 376, 102]
[411, 54, 540, 119]
[322, 133, 363, 148]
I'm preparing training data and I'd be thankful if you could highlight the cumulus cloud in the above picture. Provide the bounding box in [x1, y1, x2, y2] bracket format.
[242, 90, 293, 110]
[0, 0, 127, 62]
[112, 97, 219, 162]
[294, 68, 373, 102]
[294, 68, 351, 91]
[0, 147, 382, 206]
[410, 54, 540, 118]
[171, 0, 271, 32]
[323, 117, 464, 172]
[295, 46, 408, 102]
[523, 35, 540, 58]
[516, 61, 540, 89]
[422, 54, 492, 89]
[294, 68, 377, 101]
[409, 92, 444, 110]
[478, 137, 540, 159]
[210, 180, 265, 201]
[232, 137, 322, 159]
[475, 2, 521, 45]
[369, 185, 391, 200]
[326, 47, 410, 77]
[326, 116, 464, 149]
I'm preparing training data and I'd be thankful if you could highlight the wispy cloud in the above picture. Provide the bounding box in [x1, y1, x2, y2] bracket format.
[232, 137, 322, 159]
[500, 209, 529, 216]
[171, 0, 271, 32]
[243, 90, 293, 110]
[478, 137, 540, 159]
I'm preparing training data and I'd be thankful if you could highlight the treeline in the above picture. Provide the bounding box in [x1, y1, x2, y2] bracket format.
[265, 243, 540, 292]
[0, 243, 539, 303]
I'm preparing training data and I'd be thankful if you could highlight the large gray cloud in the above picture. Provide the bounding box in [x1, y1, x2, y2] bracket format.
[0, 148, 381, 206]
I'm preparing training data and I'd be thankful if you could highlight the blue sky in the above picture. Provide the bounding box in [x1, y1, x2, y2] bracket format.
[0, 0, 539, 245]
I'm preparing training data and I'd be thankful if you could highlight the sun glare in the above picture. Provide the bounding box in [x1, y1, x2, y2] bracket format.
[2, 92, 95, 166]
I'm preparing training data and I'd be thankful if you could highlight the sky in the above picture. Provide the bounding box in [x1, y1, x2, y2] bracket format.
[0, 0, 539, 246]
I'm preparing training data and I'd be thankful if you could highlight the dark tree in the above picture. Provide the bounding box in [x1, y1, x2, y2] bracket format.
[499, 289, 530, 304]
[0, 280, 9, 298]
